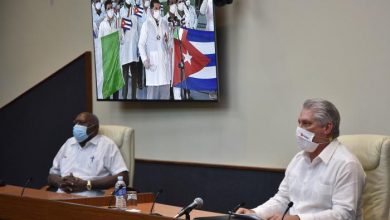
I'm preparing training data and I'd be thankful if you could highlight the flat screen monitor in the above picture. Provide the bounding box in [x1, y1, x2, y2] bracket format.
[91, 0, 218, 101]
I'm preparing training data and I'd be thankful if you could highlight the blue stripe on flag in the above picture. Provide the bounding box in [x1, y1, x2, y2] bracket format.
[122, 18, 132, 29]
[175, 78, 217, 91]
[135, 4, 144, 17]
[184, 28, 215, 43]
[205, 54, 216, 67]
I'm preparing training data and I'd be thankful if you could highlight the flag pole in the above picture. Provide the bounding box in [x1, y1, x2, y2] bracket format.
[177, 29, 190, 100]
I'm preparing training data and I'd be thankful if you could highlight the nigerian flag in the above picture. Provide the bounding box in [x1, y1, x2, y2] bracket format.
[101, 31, 124, 99]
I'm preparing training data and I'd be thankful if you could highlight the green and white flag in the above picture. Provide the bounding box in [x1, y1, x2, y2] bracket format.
[101, 31, 124, 99]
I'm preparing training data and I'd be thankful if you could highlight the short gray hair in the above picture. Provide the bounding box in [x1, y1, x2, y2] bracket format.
[303, 98, 340, 138]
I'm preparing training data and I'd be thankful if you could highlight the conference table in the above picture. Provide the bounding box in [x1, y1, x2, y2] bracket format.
[0, 185, 222, 220]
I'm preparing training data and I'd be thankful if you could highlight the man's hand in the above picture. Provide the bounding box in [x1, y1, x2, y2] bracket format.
[69, 177, 87, 192]
[144, 59, 151, 69]
[235, 208, 255, 215]
[59, 173, 87, 193]
[267, 214, 300, 220]
[59, 173, 76, 193]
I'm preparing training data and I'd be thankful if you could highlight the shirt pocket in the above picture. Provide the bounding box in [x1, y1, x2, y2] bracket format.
[314, 182, 332, 204]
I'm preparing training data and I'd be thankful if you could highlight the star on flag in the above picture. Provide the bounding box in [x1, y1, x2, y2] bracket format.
[173, 29, 210, 86]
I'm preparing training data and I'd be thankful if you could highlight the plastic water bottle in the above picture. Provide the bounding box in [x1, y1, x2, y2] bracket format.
[115, 176, 127, 210]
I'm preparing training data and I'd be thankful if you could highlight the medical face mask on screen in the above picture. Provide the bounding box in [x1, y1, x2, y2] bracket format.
[153, 9, 161, 19]
[144, 0, 150, 8]
[169, 4, 177, 14]
[178, 2, 185, 11]
[296, 126, 319, 153]
[107, 9, 114, 19]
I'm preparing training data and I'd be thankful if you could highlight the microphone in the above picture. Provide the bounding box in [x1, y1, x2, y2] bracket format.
[20, 177, 33, 197]
[281, 202, 294, 220]
[168, 16, 181, 26]
[174, 197, 203, 219]
[150, 189, 163, 215]
[227, 202, 245, 220]
[168, 16, 179, 22]
[231, 202, 246, 213]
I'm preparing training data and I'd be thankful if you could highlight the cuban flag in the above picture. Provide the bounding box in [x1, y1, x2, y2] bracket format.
[173, 28, 217, 91]
[121, 17, 133, 33]
[134, 4, 144, 17]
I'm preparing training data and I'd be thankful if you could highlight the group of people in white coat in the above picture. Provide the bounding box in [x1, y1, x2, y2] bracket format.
[92, 0, 214, 100]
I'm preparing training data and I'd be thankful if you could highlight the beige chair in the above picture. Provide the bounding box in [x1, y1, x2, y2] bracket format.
[338, 134, 390, 220]
[99, 125, 135, 187]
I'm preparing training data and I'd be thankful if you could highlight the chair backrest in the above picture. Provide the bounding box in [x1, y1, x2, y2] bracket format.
[338, 134, 390, 220]
[98, 125, 135, 187]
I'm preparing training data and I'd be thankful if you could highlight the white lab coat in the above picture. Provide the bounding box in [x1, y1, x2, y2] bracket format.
[187, 5, 198, 29]
[163, 15, 175, 84]
[138, 16, 170, 86]
[175, 7, 195, 29]
[163, 14, 182, 100]
[98, 17, 117, 38]
[137, 6, 151, 27]
[119, 6, 139, 65]
[200, 0, 214, 31]
[92, 8, 105, 38]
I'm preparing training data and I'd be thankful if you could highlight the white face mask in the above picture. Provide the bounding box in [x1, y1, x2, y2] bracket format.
[107, 9, 114, 18]
[95, 2, 102, 10]
[186, 0, 190, 6]
[144, 0, 150, 8]
[296, 127, 319, 153]
[178, 2, 185, 11]
[169, 4, 177, 14]
[153, 9, 161, 19]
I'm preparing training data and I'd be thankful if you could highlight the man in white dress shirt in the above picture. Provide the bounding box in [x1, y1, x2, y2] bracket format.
[98, 0, 117, 38]
[237, 98, 365, 220]
[175, 0, 195, 29]
[185, 0, 197, 29]
[138, 0, 170, 100]
[48, 112, 129, 197]
[119, 0, 140, 99]
[92, 2, 104, 38]
[163, 1, 182, 100]
[199, 0, 213, 31]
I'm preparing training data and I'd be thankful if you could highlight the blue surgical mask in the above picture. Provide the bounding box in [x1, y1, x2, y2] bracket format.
[73, 124, 89, 143]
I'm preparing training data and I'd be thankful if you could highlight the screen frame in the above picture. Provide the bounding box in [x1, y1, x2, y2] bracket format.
[91, 0, 220, 103]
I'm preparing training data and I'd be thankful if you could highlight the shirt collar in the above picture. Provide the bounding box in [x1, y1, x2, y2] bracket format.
[70, 134, 100, 148]
[317, 139, 339, 165]
[301, 139, 339, 165]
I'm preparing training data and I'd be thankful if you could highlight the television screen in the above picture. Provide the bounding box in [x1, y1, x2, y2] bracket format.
[91, 0, 218, 101]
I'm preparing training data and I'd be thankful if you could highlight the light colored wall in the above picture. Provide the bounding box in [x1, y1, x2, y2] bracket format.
[1, 0, 389, 168]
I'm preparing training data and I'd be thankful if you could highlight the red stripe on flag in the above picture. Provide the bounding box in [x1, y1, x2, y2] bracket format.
[173, 30, 210, 86]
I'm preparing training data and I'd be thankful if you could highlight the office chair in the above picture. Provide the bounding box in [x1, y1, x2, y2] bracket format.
[338, 134, 390, 220]
[99, 125, 135, 188]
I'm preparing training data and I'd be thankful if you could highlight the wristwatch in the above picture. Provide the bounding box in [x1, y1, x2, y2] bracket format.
[86, 180, 92, 191]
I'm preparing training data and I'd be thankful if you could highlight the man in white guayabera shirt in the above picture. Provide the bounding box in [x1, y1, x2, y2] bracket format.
[237, 98, 365, 220]
[48, 112, 128, 197]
